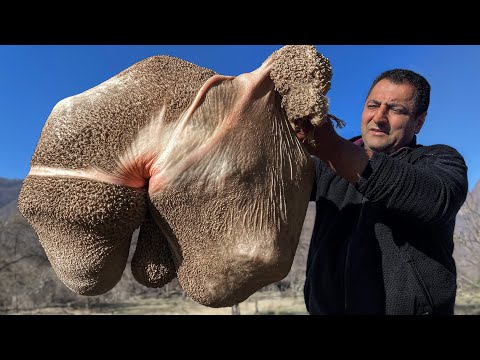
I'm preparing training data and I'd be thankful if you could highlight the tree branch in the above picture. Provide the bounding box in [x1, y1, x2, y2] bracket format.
[0, 254, 47, 273]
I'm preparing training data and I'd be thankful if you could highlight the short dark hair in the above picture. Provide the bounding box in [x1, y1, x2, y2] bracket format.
[367, 69, 431, 116]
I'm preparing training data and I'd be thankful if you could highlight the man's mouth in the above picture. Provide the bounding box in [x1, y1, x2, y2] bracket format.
[370, 128, 387, 134]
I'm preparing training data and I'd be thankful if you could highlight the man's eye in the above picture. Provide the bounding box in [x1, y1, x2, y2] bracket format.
[367, 104, 377, 109]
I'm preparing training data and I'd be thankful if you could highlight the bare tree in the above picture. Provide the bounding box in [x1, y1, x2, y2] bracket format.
[0, 212, 52, 311]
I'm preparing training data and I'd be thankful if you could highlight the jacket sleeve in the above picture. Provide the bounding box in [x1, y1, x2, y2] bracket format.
[355, 145, 468, 225]
[309, 155, 337, 201]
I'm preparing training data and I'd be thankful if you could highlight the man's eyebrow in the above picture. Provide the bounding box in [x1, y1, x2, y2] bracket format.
[387, 102, 407, 109]
[368, 99, 408, 108]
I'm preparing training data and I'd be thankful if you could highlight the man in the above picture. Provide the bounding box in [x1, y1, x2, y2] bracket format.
[296, 69, 468, 315]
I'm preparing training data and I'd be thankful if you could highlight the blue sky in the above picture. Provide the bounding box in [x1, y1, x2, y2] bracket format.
[1, 45, 479, 191]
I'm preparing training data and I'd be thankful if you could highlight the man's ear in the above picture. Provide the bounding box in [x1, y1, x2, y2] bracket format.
[415, 111, 427, 134]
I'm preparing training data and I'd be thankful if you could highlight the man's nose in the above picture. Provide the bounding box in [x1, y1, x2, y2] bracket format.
[372, 105, 388, 124]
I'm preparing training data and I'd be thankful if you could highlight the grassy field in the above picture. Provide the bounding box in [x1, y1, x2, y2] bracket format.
[6, 289, 480, 315]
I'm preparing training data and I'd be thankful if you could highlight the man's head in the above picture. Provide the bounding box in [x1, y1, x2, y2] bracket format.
[361, 69, 431, 155]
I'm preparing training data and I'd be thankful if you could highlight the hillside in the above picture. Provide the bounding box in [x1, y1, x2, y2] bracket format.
[453, 180, 480, 289]
[0, 178, 23, 220]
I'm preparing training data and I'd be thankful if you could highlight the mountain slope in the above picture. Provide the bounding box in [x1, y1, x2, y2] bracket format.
[0, 178, 23, 207]
[454, 180, 480, 288]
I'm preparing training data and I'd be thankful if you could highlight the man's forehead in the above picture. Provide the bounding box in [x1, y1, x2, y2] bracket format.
[368, 80, 416, 103]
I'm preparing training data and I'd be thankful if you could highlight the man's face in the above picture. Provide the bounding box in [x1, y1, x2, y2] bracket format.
[361, 79, 426, 155]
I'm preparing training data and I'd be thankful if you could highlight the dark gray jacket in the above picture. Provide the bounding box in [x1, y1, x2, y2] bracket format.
[304, 136, 468, 315]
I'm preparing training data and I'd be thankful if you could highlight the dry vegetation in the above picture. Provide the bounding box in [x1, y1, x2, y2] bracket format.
[6, 291, 308, 315]
[6, 289, 480, 315]
[453, 289, 480, 315]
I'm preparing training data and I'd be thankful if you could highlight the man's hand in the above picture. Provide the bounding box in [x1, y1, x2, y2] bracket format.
[295, 117, 335, 156]
[295, 117, 370, 185]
